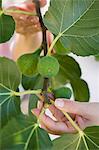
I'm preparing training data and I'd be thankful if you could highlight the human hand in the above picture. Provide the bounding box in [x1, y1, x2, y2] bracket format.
[5, 0, 47, 35]
[32, 99, 99, 135]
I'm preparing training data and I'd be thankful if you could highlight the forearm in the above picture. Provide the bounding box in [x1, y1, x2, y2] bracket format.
[12, 32, 42, 60]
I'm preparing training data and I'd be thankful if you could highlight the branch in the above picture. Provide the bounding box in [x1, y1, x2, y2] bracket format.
[33, 0, 49, 103]
[33, 0, 47, 55]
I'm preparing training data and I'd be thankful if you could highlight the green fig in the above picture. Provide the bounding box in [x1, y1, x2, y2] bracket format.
[37, 56, 59, 78]
[53, 87, 72, 99]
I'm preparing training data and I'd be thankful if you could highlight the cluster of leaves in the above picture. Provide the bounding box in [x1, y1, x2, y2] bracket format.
[0, 0, 99, 150]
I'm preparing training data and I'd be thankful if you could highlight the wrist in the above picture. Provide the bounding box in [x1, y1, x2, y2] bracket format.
[12, 32, 42, 60]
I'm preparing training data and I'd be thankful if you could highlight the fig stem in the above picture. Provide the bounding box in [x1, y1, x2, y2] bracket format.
[34, 0, 49, 103]
[37, 107, 45, 124]
[11, 89, 41, 96]
[47, 32, 63, 55]
[3, 9, 36, 16]
[50, 99, 84, 135]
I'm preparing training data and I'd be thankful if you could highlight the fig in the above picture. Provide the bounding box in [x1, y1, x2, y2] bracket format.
[37, 56, 59, 78]
[53, 87, 72, 99]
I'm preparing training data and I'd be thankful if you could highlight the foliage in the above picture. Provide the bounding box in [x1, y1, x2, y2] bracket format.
[17, 48, 42, 77]
[44, 0, 99, 56]
[0, 0, 99, 150]
[52, 87, 72, 99]
[53, 126, 99, 150]
[1, 114, 52, 150]
[0, 57, 21, 127]
[0, 1, 15, 43]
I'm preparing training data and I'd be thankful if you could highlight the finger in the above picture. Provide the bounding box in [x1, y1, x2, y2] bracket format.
[5, 4, 35, 18]
[65, 121, 76, 132]
[55, 99, 94, 118]
[46, 31, 54, 48]
[32, 108, 76, 134]
[5, 0, 47, 17]
[41, 114, 76, 134]
[16, 23, 41, 34]
[49, 104, 76, 121]
[27, 23, 41, 32]
[32, 108, 57, 134]
[49, 105, 67, 122]
[40, 123, 60, 135]
[75, 115, 94, 129]
[75, 115, 87, 130]
[26, 16, 39, 25]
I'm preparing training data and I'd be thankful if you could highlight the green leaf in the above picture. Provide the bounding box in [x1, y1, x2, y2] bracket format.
[0, 87, 21, 127]
[0, 13, 15, 43]
[0, 0, 2, 7]
[17, 49, 41, 77]
[44, 0, 99, 56]
[54, 40, 70, 55]
[52, 54, 81, 87]
[84, 126, 99, 149]
[29, 94, 39, 115]
[53, 87, 72, 99]
[0, 57, 21, 90]
[52, 126, 99, 150]
[52, 55, 90, 101]
[1, 114, 52, 150]
[0, 57, 21, 127]
[95, 54, 99, 61]
[71, 79, 90, 102]
[22, 74, 44, 90]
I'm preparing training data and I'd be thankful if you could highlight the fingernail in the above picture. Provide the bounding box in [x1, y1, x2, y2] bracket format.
[55, 99, 64, 108]
[31, 19, 34, 22]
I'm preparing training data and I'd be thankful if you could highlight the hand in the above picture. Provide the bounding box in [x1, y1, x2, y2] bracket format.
[4, 0, 47, 60]
[5, 0, 47, 35]
[32, 99, 99, 135]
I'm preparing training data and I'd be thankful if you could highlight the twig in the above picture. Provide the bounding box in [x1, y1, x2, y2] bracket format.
[33, 0, 49, 103]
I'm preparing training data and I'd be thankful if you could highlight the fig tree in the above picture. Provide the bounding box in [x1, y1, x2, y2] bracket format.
[53, 87, 72, 99]
[37, 56, 59, 78]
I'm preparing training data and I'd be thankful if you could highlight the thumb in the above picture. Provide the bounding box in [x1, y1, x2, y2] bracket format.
[55, 99, 90, 117]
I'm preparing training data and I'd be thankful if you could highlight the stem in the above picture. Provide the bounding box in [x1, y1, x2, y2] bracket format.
[34, 0, 49, 103]
[63, 111, 83, 134]
[0, 93, 11, 96]
[4, 9, 36, 16]
[0, 83, 12, 92]
[82, 136, 89, 150]
[0, 10, 3, 16]
[37, 107, 45, 124]
[75, 136, 81, 150]
[47, 33, 62, 55]
[12, 89, 41, 96]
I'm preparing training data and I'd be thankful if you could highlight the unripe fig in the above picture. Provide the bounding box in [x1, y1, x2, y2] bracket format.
[53, 87, 72, 99]
[37, 56, 59, 78]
